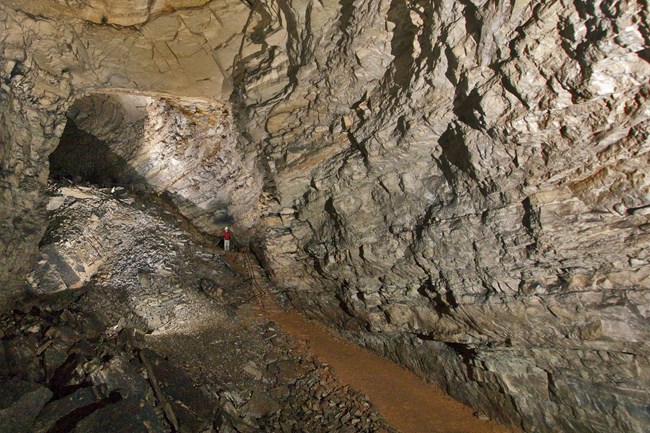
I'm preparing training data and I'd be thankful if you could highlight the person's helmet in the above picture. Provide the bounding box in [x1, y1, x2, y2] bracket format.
[225, 227, 229, 230]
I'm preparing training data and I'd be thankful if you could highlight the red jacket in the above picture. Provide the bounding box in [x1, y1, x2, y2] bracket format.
[224, 230, 230, 240]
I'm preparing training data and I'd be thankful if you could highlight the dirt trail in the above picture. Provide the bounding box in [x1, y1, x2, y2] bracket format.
[227, 252, 520, 433]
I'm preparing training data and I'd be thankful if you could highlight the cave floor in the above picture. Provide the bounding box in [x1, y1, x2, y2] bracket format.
[2, 183, 515, 432]
[224, 253, 519, 433]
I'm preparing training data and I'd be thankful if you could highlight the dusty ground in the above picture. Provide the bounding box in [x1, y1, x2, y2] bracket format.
[225, 253, 521, 433]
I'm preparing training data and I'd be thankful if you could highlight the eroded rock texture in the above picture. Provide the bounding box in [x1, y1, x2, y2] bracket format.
[235, 2, 650, 432]
[1, 1, 649, 432]
[0, 0, 254, 295]
[52, 94, 260, 231]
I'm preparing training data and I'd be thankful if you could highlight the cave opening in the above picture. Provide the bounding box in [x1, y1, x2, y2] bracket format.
[45, 92, 248, 239]
[37, 91, 247, 291]
[49, 119, 139, 188]
[48, 93, 152, 192]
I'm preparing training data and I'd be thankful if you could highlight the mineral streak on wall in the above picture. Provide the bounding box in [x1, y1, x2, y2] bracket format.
[1, 1, 649, 432]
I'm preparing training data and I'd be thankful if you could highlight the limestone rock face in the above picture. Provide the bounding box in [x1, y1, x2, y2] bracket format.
[232, 2, 650, 432]
[6, 0, 214, 26]
[0, 0, 249, 296]
[1, 1, 649, 432]
[56, 93, 262, 232]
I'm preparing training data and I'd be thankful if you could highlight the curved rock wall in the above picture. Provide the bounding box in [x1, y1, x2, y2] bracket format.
[0, 0, 250, 297]
[232, 1, 650, 432]
[1, 1, 649, 432]
[59, 93, 261, 231]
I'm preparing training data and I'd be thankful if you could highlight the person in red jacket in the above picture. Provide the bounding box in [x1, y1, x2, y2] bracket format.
[223, 227, 231, 251]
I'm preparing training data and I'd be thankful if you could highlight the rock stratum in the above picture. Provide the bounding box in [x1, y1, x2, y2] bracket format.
[1, 1, 649, 432]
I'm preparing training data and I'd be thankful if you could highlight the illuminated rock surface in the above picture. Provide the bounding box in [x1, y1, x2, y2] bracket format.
[1, 1, 649, 432]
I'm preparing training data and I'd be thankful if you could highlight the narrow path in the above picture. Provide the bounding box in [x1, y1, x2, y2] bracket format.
[227, 252, 520, 433]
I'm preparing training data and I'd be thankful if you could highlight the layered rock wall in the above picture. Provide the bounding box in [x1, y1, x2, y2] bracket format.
[232, 1, 650, 432]
[1, 1, 649, 432]
[56, 94, 261, 231]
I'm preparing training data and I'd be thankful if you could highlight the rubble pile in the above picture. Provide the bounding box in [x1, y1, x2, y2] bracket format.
[218, 347, 390, 433]
[28, 183, 240, 334]
[1, 183, 394, 433]
[0, 294, 169, 433]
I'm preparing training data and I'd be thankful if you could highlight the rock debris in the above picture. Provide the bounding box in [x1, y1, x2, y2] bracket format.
[1, 184, 394, 433]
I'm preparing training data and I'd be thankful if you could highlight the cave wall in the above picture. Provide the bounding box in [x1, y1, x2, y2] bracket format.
[231, 1, 650, 432]
[0, 0, 251, 299]
[61, 94, 262, 231]
[1, 1, 649, 432]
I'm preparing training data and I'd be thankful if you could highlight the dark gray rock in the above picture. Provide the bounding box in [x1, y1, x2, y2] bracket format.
[142, 349, 217, 433]
[5, 334, 43, 382]
[43, 341, 71, 382]
[0, 379, 53, 433]
[73, 396, 169, 433]
[49, 353, 91, 396]
[242, 390, 280, 419]
[31, 386, 108, 433]
[88, 356, 149, 400]
[39, 245, 82, 289]
[0, 341, 8, 379]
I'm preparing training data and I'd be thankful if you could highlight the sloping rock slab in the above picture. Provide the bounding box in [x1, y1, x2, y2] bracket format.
[142, 349, 216, 433]
[31, 386, 109, 433]
[0, 379, 53, 433]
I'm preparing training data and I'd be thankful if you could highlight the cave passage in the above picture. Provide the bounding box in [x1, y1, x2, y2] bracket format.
[47, 93, 154, 193]
[49, 120, 140, 188]
[17, 177, 518, 433]
[230, 252, 516, 433]
[2, 2, 648, 432]
[27, 93, 520, 433]
[34, 91, 519, 431]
